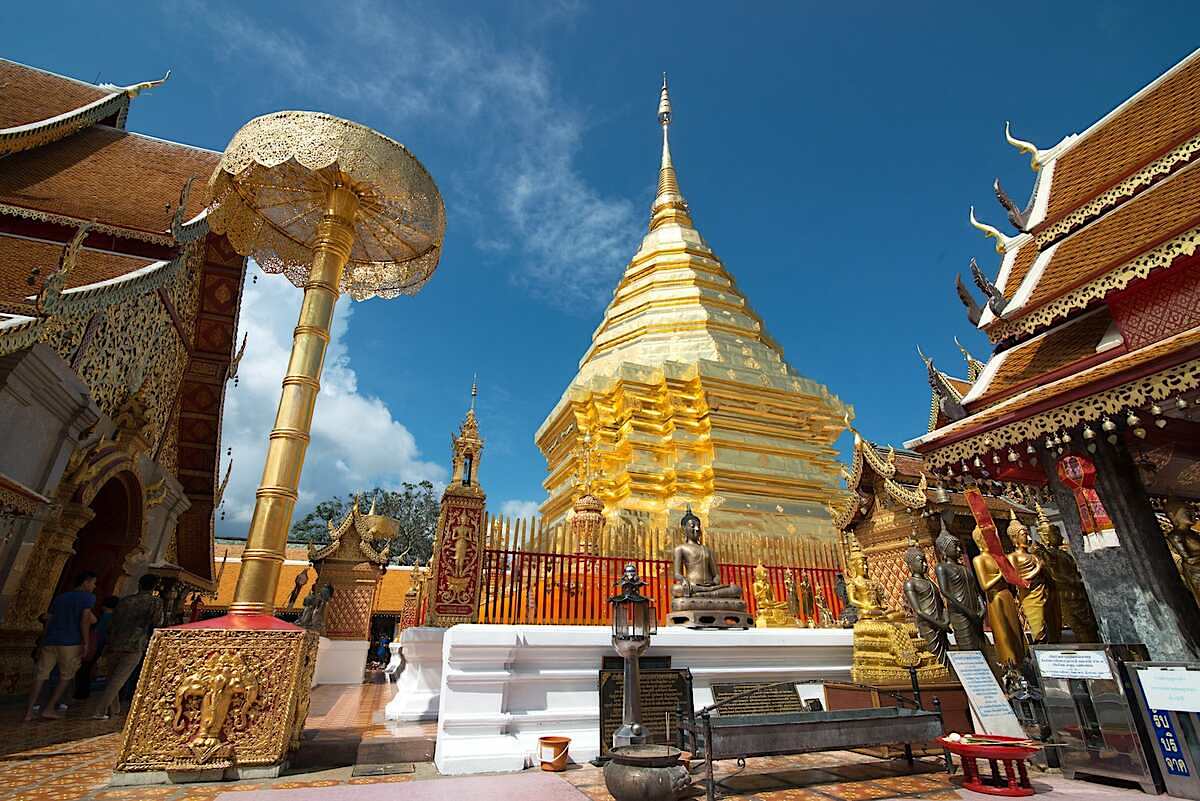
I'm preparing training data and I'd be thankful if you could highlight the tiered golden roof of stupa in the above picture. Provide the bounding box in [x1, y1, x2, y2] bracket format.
[536, 76, 850, 541]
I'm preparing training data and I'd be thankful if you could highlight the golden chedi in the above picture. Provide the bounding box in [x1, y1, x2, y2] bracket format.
[752, 563, 793, 628]
[845, 535, 948, 685]
[535, 76, 850, 541]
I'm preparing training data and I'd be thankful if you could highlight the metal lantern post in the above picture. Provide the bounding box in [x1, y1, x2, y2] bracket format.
[610, 563, 657, 748]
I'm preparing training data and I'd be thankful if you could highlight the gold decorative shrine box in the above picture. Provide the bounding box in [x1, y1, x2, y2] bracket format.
[115, 615, 318, 778]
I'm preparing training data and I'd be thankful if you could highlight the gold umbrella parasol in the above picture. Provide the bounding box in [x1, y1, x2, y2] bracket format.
[207, 111, 446, 614]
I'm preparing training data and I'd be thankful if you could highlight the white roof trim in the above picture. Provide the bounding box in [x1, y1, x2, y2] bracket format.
[1003, 240, 1061, 317]
[1024, 155, 1058, 230]
[0, 92, 120, 137]
[960, 346, 1009, 405]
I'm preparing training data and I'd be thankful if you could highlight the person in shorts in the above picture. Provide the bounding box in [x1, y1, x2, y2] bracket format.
[25, 571, 97, 721]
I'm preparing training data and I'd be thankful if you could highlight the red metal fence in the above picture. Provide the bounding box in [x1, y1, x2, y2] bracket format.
[478, 548, 843, 626]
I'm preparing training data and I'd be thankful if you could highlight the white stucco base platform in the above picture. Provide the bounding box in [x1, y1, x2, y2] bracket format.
[313, 637, 368, 685]
[386, 626, 446, 720]
[432, 624, 854, 775]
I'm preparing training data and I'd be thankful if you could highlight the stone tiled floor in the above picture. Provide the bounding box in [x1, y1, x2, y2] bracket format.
[0, 681, 1161, 801]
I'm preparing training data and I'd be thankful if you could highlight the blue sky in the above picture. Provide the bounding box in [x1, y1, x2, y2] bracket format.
[6, 2, 1198, 535]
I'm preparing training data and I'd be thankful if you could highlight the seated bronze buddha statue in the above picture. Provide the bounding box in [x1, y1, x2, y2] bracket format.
[667, 508, 751, 629]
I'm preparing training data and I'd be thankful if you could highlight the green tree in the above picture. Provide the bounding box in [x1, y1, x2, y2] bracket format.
[290, 481, 440, 564]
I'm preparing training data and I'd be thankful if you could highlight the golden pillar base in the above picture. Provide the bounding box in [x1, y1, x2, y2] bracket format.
[114, 616, 317, 780]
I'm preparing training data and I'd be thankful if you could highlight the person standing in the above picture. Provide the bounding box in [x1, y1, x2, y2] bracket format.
[25, 571, 98, 721]
[91, 574, 164, 720]
[74, 595, 117, 700]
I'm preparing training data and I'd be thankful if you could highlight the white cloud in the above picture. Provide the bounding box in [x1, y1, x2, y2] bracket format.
[498, 499, 541, 520]
[191, 0, 640, 309]
[217, 263, 445, 535]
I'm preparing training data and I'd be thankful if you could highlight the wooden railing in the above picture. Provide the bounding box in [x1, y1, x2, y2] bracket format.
[476, 514, 844, 626]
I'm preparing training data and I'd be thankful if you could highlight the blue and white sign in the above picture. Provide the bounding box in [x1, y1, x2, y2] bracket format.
[1148, 708, 1191, 778]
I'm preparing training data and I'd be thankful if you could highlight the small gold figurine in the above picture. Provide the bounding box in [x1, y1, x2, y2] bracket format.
[799, 574, 816, 628]
[813, 590, 837, 628]
[1035, 508, 1100, 642]
[1007, 512, 1061, 644]
[971, 527, 1027, 667]
[752, 563, 794, 628]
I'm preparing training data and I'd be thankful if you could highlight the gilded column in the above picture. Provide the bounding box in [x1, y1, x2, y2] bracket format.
[231, 186, 357, 614]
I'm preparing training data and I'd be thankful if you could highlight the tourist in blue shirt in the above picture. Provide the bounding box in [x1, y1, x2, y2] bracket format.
[25, 571, 97, 721]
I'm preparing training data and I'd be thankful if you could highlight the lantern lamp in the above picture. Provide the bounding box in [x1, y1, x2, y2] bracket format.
[609, 564, 657, 748]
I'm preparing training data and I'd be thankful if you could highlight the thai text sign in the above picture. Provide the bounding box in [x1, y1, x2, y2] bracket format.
[947, 651, 1024, 738]
[1034, 649, 1113, 680]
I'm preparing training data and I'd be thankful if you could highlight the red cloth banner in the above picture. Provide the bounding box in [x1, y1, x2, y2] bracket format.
[964, 486, 1028, 589]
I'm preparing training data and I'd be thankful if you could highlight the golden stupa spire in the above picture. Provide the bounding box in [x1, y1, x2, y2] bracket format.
[650, 73, 693, 231]
[469, 373, 478, 412]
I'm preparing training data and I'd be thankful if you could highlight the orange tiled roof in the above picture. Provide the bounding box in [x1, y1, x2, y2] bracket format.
[1017, 158, 1200, 318]
[944, 376, 972, 397]
[0, 234, 155, 309]
[0, 59, 111, 129]
[1001, 246, 1038, 301]
[970, 310, 1114, 408]
[0, 124, 216, 237]
[1039, 55, 1200, 229]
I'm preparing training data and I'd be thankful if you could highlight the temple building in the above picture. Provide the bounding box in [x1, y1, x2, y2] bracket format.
[907, 48, 1200, 659]
[536, 78, 850, 541]
[0, 60, 246, 690]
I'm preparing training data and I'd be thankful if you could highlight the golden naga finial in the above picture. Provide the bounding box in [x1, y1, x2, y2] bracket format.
[969, 206, 1011, 254]
[36, 222, 91, 316]
[1005, 121, 1042, 171]
[101, 69, 171, 98]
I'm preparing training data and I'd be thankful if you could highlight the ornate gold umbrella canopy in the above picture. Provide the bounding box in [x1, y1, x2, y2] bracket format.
[207, 111, 445, 614]
[207, 111, 445, 299]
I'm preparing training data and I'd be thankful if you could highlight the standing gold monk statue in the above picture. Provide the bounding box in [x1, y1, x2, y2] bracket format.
[668, 507, 751, 628]
[1034, 507, 1100, 642]
[971, 527, 1027, 667]
[1007, 512, 1061, 644]
[1164, 497, 1200, 606]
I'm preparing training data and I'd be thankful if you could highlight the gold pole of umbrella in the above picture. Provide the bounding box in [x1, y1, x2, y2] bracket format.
[115, 112, 444, 778]
[203, 112, 445, 614]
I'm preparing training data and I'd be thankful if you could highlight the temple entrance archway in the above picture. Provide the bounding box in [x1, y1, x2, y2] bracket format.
[56, 471, 143, 602]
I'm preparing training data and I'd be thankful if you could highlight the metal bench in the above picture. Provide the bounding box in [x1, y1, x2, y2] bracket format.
[678, 681, 949, 801]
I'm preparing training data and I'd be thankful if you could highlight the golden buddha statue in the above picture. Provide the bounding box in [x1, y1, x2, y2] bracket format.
[845, 534, 948, 685]
[753, 563, 794, 628]
[971, 527, 1027, 667]
[1034, 508, 1099, 642]
[1164, 497, 1200, 606]
[668, 507, 750, 628]
[1007, 513, 1061, 644]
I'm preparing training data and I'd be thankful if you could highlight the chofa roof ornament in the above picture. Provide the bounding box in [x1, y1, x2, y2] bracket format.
[1004, 121, 1042, 171]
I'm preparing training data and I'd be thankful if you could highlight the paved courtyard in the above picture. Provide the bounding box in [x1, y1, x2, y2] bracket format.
[0, 679, 1165, 801]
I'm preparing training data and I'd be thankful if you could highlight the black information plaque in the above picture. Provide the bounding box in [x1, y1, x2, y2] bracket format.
[598, 668, 692, 757]
[710, 682, 804, 716]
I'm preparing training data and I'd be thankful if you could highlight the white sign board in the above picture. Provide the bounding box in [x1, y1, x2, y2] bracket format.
[947, 651, 1025, 738]
[1136, 667, 1200, 713]
[1034, 649, 1113, 680]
